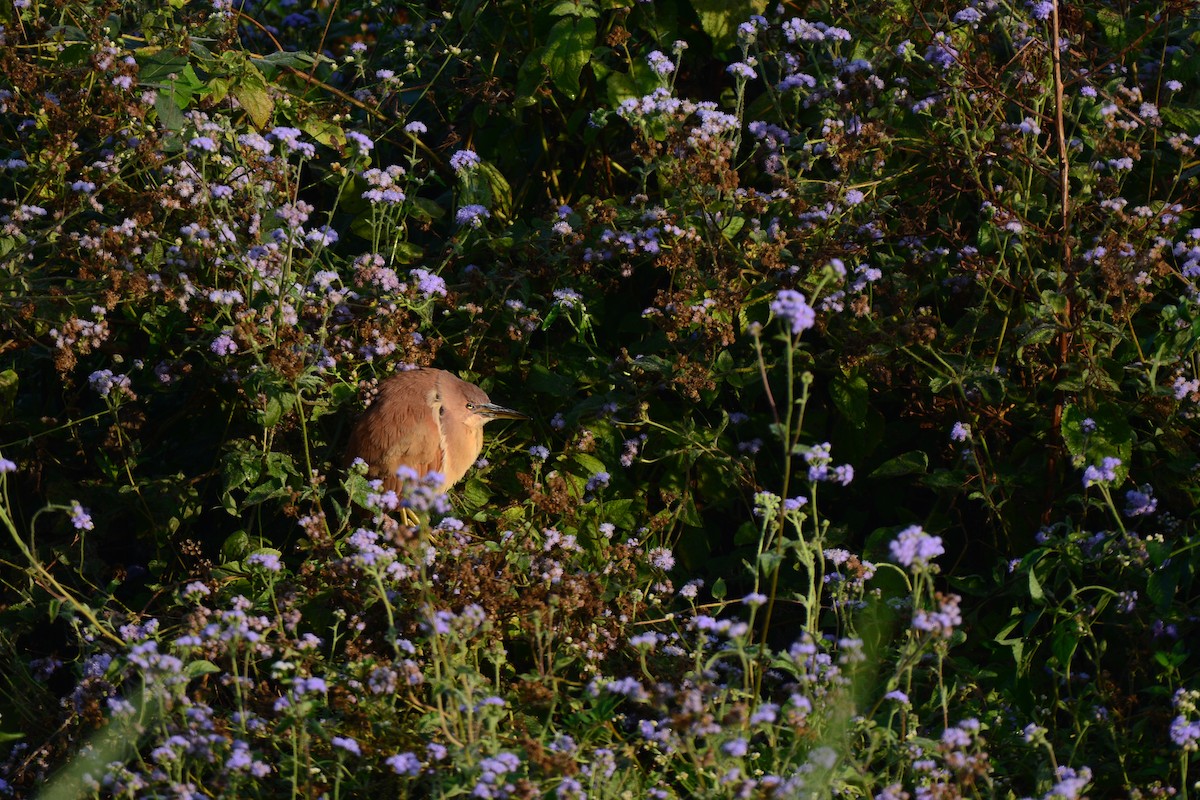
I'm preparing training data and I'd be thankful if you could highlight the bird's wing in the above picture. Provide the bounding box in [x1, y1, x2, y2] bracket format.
[347, 378, 444, 492]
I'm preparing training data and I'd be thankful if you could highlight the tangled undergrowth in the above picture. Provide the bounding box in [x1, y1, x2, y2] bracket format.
[1, 0, 1197, 796]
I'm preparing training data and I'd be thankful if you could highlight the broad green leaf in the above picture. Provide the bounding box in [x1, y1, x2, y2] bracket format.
[598, 499, 636, 529]
[1051, 627, 1078, 671]
[465, 161, 512, 222]
[138, 50, 189, 85]
[301, 117, 344, 147]
[540, 17, 596, 100]
[185, 660, 222, 679]
[1019, 324, 1057, 347]
[571, 452, 608, 477]
[549, 0, 600, 16]
[232, 63, 274, 129]
[688, 0, 768, 53]
[1027, 566, 1044, 603]
[869, 450, 928, 479]
[734, 521, 760, 547]
[830, 373, 869, 427]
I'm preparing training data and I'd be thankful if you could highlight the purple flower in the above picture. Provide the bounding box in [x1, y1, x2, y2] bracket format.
[295, 676, 327, 694]
[449, 149, 481, 173]
[553, 288, 583, 308]
[648, 547, 675, 571]
[646, 50, 675, 75]
[246, 552, 282, 572]
[912, 593, 962, 637]
[210, 333, 238, 356]
[0, 456, 16, 473]
[924, 32, 959, 70]
[69, 501, 94, 531]
[889, 525, 944, 569]
[1049, 766, 1093, 799]
[1170, 715, 1200, 751]
[1082, 456, 1121, 487]
[529, 445, 550, 461]
[727, 62, 758, 80]
[388, 752, 422, 776]
[404, 121, 428, 134]
[410, 268, 447, 298]
[722, 738, 749, 757]
[950, 421, 971, 442]
[269, 126, 315, 158]
[189, 136, 218, 153]
[1124, 485, 1157, 517]
[844, 188, 865, 205]
[769, 289, 815, 335]
[1028, 0, 1053, 19]
[345, 131, 374, 154]
[742, 592, 767, 607]
[331, 736, 361, 756]
[585, 471, 611, 493]
[88, 369, 131, 398]
[1017, 116, 1041, 135]
[455, 204, 490, 228]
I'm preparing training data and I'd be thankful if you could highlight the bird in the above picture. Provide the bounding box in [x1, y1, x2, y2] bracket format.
[345, 368, 527, 496]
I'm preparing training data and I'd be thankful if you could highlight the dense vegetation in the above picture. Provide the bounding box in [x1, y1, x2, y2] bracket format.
[1, 0, 1198, 796]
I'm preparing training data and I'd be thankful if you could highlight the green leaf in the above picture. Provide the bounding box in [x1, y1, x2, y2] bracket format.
[829, 373, 869, 427]
[1019, 324, 1058, 348]
[757, 551, 784, 574]
[1146, 566, 1178, 611]
[1027, 566, 1044, 603]
[1038, 289, 1068, 315]
[459, 161, 512, 222]
[570, 452, 608, 477]
[1051, 627, 1078, 671]
[540, 17, 596, 100]
[734, 521, 759, 547]
[688, 0, 768, 53]
[711, 577, 727, 601]
[232, 63, 274, 129]
[154, 91, 186, 132]
[1061, 402, 1132, 484]
[222, 530, 251, 561]
[549, 0, 600, 16]
[870, 450, 928, 479]
[138, 50, 189, 85]
[301, 117, 343, 147]
[185, 660, 223, 679]
[525, 364, 576, 397]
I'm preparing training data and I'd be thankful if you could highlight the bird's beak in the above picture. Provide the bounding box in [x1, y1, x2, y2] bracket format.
[473, 403, 529, 421]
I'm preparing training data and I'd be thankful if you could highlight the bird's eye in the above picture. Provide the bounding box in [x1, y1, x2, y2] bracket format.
[439, 405, 446, 417]
[465, 402, 476, 411]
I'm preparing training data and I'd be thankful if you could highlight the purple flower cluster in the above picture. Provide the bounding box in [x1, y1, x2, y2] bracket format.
[770, 289, 816, 335]
[1082, 456, 1122, 487]
[889, 525, 944, 569]
[804, 442, 854, 485]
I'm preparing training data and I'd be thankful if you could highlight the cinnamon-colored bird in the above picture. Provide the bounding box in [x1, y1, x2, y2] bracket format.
[346, 368, 527, 494]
